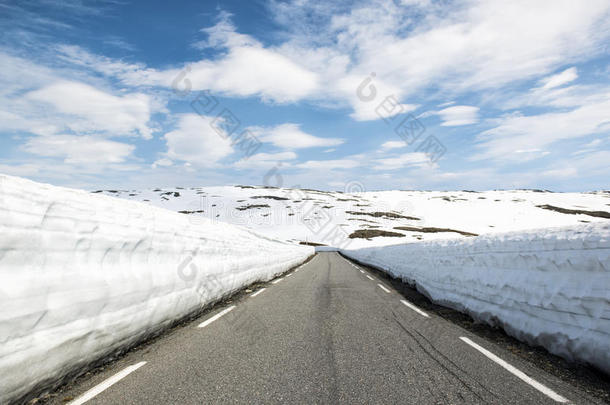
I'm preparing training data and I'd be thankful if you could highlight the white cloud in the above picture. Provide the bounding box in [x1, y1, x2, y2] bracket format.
[25, 81, 153, 139]
[152, 158, 173, 168]
[163, 114, 234, 166]
[22, 135, 135, 164]
[253, 123, 344, 149]
[184, 47, 319, 103]
[272, 0, 610, 109]
[436, 106, 480, 126]
[474, 98, 610, 161]
[234, 151, 297, 169]
[380, 141, 406, 150]
[0, 163, 40, 177]
[372, 152, 430, 170]
[540, 67, 578, 89]
[47, 2, 610, 123]
[540, 150, 610, 179]
[296, 159, 361, 170]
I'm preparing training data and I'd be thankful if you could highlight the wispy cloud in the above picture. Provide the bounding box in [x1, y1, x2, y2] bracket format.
[436, 106, 480, 126]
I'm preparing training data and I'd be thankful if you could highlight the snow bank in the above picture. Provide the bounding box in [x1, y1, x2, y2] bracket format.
[342, 223, 610, 373]
[0, 175, 313, 404]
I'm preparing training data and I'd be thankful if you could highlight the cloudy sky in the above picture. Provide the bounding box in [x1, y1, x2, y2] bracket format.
[1, 0, 610, 191]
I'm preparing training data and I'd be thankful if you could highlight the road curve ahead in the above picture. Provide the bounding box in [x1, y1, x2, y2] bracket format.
[52, 252, 601, 405]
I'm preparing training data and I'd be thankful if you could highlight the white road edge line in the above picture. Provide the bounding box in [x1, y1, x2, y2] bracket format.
[400, 299, 430, 318]
[377, 284, 391, 293]
[198, 306, 236, 328]
[286, 273, 293, 277]
[459, 337, 568, 403]
[272, 278, 283, 284]
[66, 362, 147, 405]
[366, 275, 374, 281]
[250, 288, 266, 298]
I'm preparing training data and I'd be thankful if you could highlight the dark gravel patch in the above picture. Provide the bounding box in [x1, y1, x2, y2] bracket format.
[235, 204, 270, 211]
[346, 211, 420, 220]
[348, 229, 406, 239]
[537, 204, 610, 219]
[250, 195, 290, 201]
[394, 226, 478, 237]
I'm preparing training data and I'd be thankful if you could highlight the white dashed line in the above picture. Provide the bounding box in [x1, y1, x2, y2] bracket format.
[272, 278, 283, 284]
[66, 362, 147, 405]
[366, 275, 374, 281]
[250, 288, 266, 298]
[359, 270, 365, 274]
[377, 284, 391, 293]
[459, 337, 568, 403]
[400, 299, 430, 318]
[198, 306, 235, 328]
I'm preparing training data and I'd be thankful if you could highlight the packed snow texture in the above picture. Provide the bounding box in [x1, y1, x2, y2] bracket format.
[0, 175, 313, 404]
[342, 223, 610, 373]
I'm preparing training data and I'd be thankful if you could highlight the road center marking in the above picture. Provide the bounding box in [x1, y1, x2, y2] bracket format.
[250, 288, 266, 297]
[198, 306, 236, 328]
[66, 362, 147, 405]
[400, 299, 430, 318]
[359, 270, 365, 274]
[459, 337, 568, 403]
[377, 284, 391, 293]
[366, 275, 374, 281]
[272, 278, 283, 284]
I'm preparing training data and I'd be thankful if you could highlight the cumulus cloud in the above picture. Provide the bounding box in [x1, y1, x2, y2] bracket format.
[25, 81, 153, 139]
[22, 135, 135, 164]
[163, 114, 234, 166]
[252, 123, 344, 149]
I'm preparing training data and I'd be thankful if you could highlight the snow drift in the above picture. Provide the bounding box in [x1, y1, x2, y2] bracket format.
[0, 175, 313, 404]
[342, 223, 610, 374]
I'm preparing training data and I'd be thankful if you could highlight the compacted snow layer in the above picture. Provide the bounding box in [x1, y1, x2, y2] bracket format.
[342, 223, 610, 374]
[0, 175, 313, 404]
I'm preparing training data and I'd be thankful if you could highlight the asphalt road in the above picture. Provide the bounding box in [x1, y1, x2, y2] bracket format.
[51, 252, 603, 404]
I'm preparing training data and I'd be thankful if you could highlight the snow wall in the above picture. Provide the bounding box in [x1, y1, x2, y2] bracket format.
[342, 223, 610, 374]
[0, 175, 314, 404]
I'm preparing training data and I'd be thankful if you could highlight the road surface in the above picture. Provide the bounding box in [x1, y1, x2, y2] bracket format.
[51, 252, 602, 404]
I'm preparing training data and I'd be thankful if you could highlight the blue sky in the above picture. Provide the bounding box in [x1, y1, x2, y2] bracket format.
[1, 0, 609, 191]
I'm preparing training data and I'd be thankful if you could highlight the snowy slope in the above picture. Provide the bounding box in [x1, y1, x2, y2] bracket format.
[0, 175, 313, 404]
[342, 223, 610, 374]
[95, 185, 610, 249]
